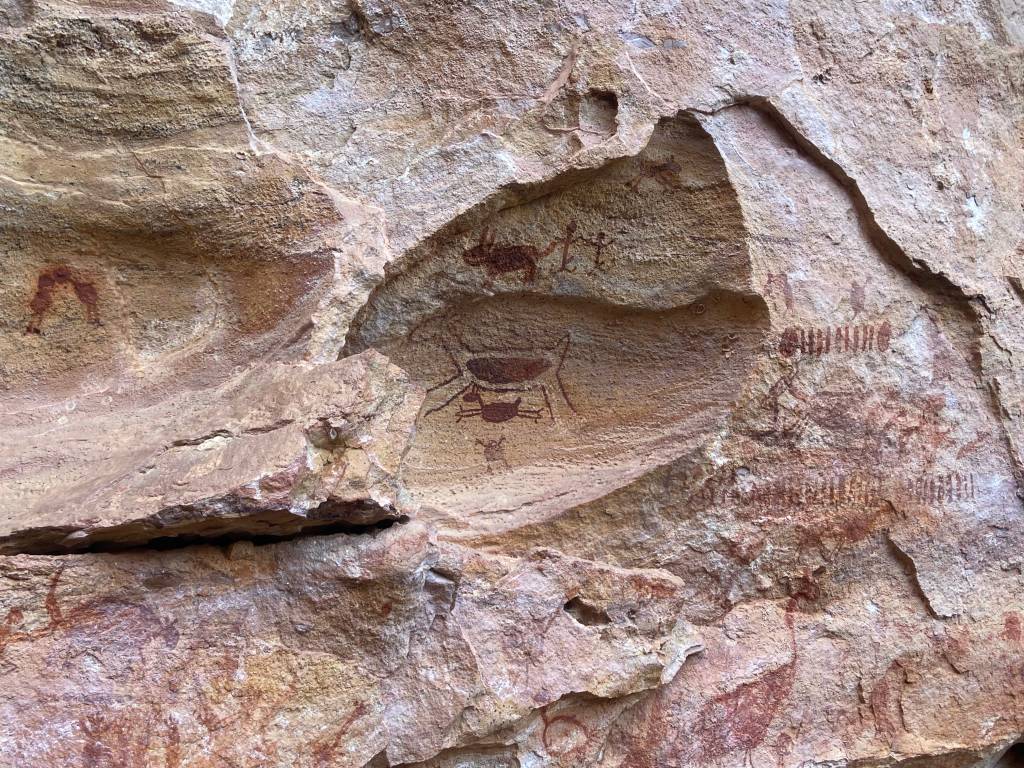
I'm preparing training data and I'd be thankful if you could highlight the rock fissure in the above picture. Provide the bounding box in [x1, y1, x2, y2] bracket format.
[0, 503, 410, 557]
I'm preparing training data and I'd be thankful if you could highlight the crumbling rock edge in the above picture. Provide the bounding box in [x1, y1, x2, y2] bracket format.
[0, 504, 410, 556]
[0, 351, 423, 555]
[0, 521, 705, 766]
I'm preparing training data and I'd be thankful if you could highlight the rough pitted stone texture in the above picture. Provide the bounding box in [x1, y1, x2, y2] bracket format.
[0, 522, 700, 766]
[1, 0, 1023, 766]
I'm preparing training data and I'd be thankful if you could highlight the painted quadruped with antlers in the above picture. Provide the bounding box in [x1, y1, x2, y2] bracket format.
[461, 221, 614, 285]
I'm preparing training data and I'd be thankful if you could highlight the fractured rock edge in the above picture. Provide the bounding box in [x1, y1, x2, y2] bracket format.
[0, 350, 422, 554]
[0, 521, 703, 767]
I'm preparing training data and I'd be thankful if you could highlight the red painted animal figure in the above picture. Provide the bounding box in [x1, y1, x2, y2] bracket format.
[693, 607, 797, 767]
[462, 224, 577, 285]
[425, 333, 576, 420]
[457, 386, 544, 423]
[626, 155, 682, 192]
[25, 265, 101, 334]
[476, 437, 510, 471]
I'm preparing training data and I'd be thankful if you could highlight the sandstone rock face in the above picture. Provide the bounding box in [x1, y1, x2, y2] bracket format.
[0, 351, 420, 553]
[0, 523, 700, 766]
[1, 1, 1022, 767]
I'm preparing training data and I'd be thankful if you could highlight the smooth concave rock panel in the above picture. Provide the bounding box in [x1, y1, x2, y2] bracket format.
[348, 115, 768, 527]
[373, 292, 764, 527]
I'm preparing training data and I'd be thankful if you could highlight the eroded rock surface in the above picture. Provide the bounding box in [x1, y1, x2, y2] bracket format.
[1, 0, 1022, 766]
[0, 522, 699, 766]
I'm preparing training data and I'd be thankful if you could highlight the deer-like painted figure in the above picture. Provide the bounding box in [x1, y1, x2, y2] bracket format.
[462, 223, 577, 285]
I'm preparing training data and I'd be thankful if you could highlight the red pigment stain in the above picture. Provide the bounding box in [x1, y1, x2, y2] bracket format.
[25, 265, 101, 334]
[1004, 613, 1022, 643]
[541, 709, 591, 757]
